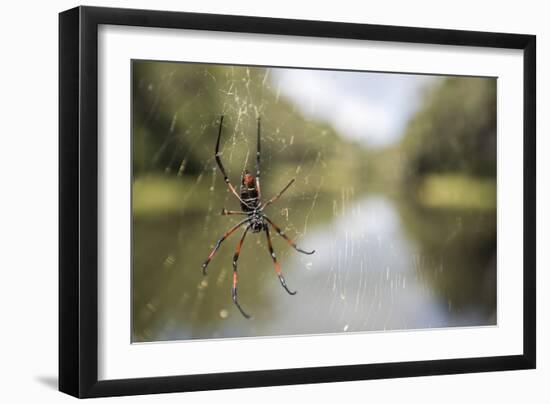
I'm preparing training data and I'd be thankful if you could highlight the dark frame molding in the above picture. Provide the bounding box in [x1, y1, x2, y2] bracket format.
[59, 6, 536, 398]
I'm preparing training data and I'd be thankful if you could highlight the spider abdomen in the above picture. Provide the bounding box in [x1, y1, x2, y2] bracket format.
[240, 185, 260, 212]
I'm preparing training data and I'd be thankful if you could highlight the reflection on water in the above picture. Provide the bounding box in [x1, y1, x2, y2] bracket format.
[132, 193, 496, 342]
[260, 195, 493, 337]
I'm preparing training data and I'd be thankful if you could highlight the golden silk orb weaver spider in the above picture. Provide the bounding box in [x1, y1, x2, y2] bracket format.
[201, 115, 315, 319]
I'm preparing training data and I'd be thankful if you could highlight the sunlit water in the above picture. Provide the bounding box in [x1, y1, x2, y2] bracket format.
[259, 195, 493, 336]
[133, 194, 496, 342]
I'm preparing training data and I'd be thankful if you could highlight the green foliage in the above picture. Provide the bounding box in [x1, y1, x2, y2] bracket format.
[132, 61, 356, 181]
[391, 76, 497, 312]
[401, 77, 497, 179]
[417, 173, 496, 210]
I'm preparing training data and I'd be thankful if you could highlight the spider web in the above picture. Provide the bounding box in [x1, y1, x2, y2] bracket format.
[131, 61, 497, 342]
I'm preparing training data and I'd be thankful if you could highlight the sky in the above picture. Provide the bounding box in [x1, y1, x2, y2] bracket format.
[271, 68, 438, 148]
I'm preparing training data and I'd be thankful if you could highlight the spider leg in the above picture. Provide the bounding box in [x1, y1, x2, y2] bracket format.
[221, 208, 247, 216]
[215, 115, 253, 209]
[201, 217, 250, 275]
[264, 216, 315, 255]
[264, 225, 297, 295]
[261, 178, 295, 210]
[231, 225, 252, 319]
[256, 117, 262, 199]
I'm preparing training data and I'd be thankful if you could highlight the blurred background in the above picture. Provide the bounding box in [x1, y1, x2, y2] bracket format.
[132, 60, 496, 342]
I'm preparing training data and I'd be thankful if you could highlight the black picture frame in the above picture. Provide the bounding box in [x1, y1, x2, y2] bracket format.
[59, 5, 536, 398]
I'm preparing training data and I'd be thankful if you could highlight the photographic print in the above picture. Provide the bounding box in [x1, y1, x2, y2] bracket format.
[131, 60, 497, 342]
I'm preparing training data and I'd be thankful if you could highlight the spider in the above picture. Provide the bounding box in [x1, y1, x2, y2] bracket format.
[201, 115, 315, 319]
